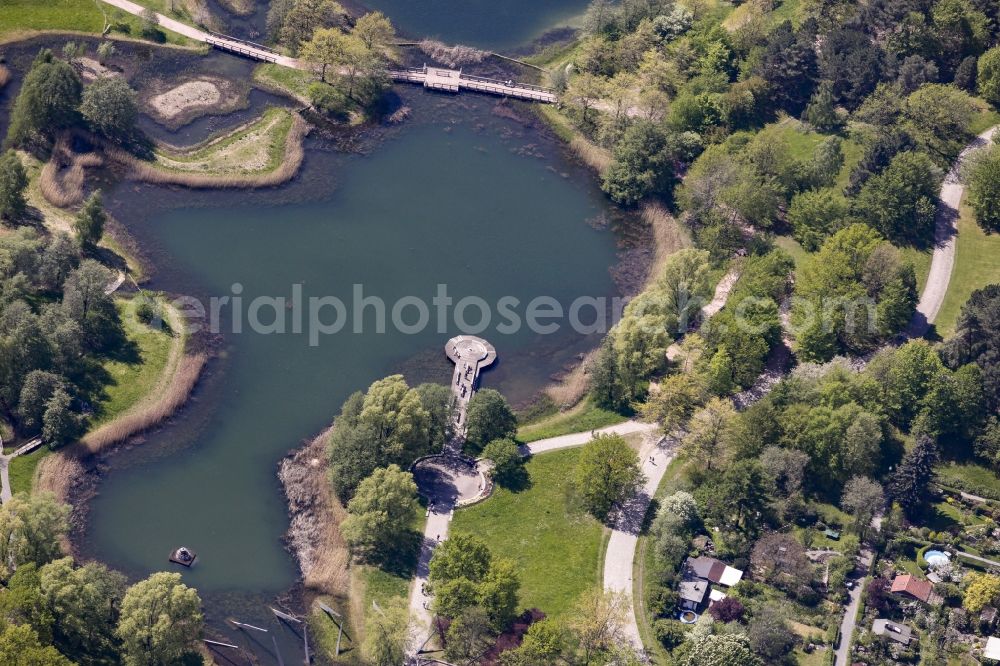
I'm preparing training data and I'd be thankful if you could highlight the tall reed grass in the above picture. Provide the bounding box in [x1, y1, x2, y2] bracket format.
[81, 352, 206, 455]
[39, 136, 104, 208]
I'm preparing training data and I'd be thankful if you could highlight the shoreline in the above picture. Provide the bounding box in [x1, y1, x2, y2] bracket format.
[36, 300, 208, 531]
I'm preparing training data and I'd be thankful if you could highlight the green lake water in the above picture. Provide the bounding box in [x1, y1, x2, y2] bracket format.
[77, 88, 625, 650]
[354, 0, 589, 50]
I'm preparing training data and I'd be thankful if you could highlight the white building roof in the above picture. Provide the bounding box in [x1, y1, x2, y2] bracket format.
[985, 636, 1000, 661]
[709, 589, 727, 602]
[719, 565, 743, 587]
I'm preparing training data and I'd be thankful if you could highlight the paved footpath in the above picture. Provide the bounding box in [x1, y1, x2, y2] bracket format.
[908, 125, 998, 336]
[521, 420, 659, 456]
[604, 435, 675, 650]
[98, 0, 302, 68]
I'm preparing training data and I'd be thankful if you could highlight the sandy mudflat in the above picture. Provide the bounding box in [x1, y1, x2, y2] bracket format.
[149, 80, 223, 120]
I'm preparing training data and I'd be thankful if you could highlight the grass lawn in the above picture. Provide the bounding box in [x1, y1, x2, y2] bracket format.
[254, 63, 316, 103]
[153, 107, 295, 175]
[8, 447, 49, 495]
[775, 235, 810, 268]
[451, 448, 607, 620]
[754, 118, 863, 191]
[936, 462, 1000, 500]
[0, 0, 191, 45]
[517, 398, 625, 443]
[935, 197, 1000, 336]
[91, 296, 174, 427]
[899, 245, 933, 294]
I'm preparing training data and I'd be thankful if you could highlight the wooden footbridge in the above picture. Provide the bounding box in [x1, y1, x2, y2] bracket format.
[390, 65, 558, 103]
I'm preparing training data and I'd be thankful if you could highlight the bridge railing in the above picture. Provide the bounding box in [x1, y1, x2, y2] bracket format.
[459, 73, 555, 94]
[205, 37, 278, 63]
[205, 30, 277, 54]
[460, 79, 556, 102]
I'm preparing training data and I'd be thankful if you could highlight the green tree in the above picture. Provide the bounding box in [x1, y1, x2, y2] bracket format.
[0, 493, 70, 576]
[352, 11, 395, 51]
[855, 151, 942, 246]
[429, 533, 491, 588]
[840, 476, 884, 540]
[445, 606, 493, 663]
[275, 0, 347, 53]
[17, 371, 66, 435]
[42, 388, 82, 447]
[942, 285, 1000, 410]
[428, 535, 519, 630]
[681, 397, 735, 473]
[326, 375, 435, 501]
[340, 464, 418, 562]
[116, 572, 203, 666]
[0, 150, 28, 221]
[567, 587, 630, 665]
[300, 27, 346, 82]
[747, 604, 796, 660]
[963, 573, 1000, 613]
[574, 433, 643, 520]
[74, 190, 106, 250]
[481, 438, 523, 486]
[0, 624, 71, 665]
[601, 120, 676, 205]
[978, 47, 1000, 108]
[499, 618, 570, 665]
[640, 372, 706, 433]
[888, 435, 938, 517]
[5, 50, 82, 148]
[787, 188, 848, 251]
[81, 76, 138, 142]
[361, 598, 408, 666]
[465, 388, 516, 453]
[478, 556, 520, 631]
[903, 84, 977, 166]
[803, 80, 839, 131]
[967, 145, 1000, 233]
[39, 557, 127, 658]
[682, 632, 763, 666]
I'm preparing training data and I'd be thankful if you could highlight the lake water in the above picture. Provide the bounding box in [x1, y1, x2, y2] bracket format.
[0, 15, 620, 662]
[353, 0, 588, 50]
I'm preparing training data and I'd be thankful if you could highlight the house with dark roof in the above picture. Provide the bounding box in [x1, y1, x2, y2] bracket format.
[685, 556, 744, 587]
[890, 574, 933, 603]
[678, 578, 709, 610]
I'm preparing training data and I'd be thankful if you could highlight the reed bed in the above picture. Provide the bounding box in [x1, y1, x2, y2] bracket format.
[0, 65, 11, 89]
[33, 451, 86, 504]
[81, 352, 206, 455]
[39, 137, 104, 208]
[570, 135, 612, 174]
[105, 115, 309, 189]
[642, 201, 691, 279]
[279, 432, 351, 597]
[418, 39, 488, 67]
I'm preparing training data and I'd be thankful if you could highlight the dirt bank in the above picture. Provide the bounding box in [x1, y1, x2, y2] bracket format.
[278, 429, 351, 598]
[141, 75, 250, 130]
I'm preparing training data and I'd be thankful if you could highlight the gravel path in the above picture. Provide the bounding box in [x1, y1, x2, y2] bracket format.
[907, 125, 998, 336]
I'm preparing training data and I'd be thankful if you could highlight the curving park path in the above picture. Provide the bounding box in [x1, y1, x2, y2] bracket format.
[0, 437, 44, 503]
[907, 125, 999, 337]
[97, 0, 301, 68]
